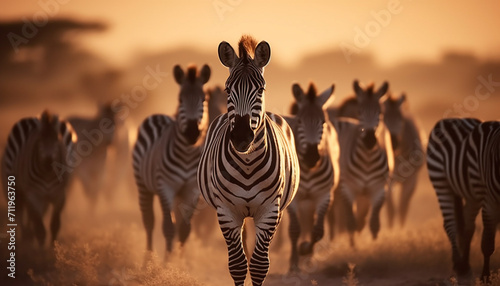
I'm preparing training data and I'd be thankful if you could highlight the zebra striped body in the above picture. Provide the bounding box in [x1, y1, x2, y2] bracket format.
[331, 81, 392, 243]
[383, 94, 425, 227]
[197, 36, 299, 286]
[427, 118, 498, 279]
[67, 103, 116, 205]
[284, 83, 339, 272]
[132, 64, 211, 254]
[191, 85, 228, 243]
[1, 110, 75, 246]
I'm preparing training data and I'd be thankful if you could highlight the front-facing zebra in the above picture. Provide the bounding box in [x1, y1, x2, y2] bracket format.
[285, 82, 339, 272]
[331, 81, 392, 243]
[197, 36, 299, 286]
[1, 110, 75, 246]
[132, 64, 211, 256]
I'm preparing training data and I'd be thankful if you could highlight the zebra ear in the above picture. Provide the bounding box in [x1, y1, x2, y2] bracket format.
[254, 41, 271, 68]
[399, 93, 406, 106]
[173, 65, 184, 85]
[218, 41, 236, 68]
[200, 64, 211, 84]
[353, 80, 363, 96]
[376, 81, 389, 99]
[317, 84, 335, 107]
[292, 83, 304, 103]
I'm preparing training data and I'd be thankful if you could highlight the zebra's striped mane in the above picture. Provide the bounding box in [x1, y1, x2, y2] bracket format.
[238, 35, 258, 63]
[187, 65, 198, 83]
[306, 83, 318, 103]
[40, 110, 59, 138]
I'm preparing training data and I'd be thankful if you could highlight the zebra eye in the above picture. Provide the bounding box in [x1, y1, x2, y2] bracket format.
[224, 87, 230, 94]
[258, 88, 265, 94]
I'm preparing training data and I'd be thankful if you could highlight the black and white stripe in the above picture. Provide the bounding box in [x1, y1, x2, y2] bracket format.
[331, 80, 392, 243]
[1, 110, 75, 246]
[427, 118, 498, 279]
[132, 64, 211, 255]
[197, 36, 299, 286]
[284, 82, 339, 272]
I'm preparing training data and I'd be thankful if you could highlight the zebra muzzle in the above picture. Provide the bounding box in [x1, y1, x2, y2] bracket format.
[230, 114, 254, 152]
[184, 120, 200, 144]
[362, 128, 377, 149]
[303, 144, 320, 168]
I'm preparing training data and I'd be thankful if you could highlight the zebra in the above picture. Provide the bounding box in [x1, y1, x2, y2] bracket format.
[331, 80, 392, 243]
[67, 102, 117, 205]
[382, 93, 425, 227]
[1, 110, 75, 246]
[470, 121, 500, 280]
[197, 35, 300, 286]
[284, 82, 339, 272]
[132, 64, 211, 256]
[427, 118, 498, 280]
[192, 85, 227, 243]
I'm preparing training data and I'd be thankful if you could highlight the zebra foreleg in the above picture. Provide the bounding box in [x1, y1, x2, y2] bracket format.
[481, 201, 499, 281]
[50, 194, 66, 245]
[27, 203, 46, 247]
[385, 180, 396, 228]
[398, 172, 418, 226]
[250, 206, 280, 286]
[158, 190, 175, 255]
[218, 209, 247, 286]
[368, 188, 385, 240]
[175, 185, 200, 247]
[311, 195, 331, 245]
[287, 204, 301, 273]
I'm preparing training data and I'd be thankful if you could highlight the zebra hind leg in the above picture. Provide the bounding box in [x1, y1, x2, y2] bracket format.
[481, 202, 499, 282]
[139, 190, 155, 251]
[459, 201, 481, 277]
[287, 206, 301, 273]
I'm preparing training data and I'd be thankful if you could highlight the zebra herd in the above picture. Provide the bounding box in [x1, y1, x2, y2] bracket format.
[1, 35, 499, 285]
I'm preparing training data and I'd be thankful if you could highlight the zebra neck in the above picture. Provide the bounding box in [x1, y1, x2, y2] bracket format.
[228, 122, 267, 160]
[173, 121, 205, 147]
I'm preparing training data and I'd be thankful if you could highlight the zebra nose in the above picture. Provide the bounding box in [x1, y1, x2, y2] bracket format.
[230, 114, 254, 152]
[303, 144, 320, 168]
[184, 120, 200, 144]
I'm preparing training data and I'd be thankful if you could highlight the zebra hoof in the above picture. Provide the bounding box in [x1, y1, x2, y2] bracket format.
[299, 241, 313, 255]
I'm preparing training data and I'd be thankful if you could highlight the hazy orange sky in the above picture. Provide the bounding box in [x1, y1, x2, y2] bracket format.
[1, 0, 499, 67]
